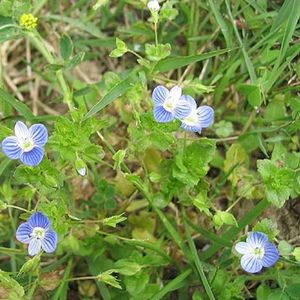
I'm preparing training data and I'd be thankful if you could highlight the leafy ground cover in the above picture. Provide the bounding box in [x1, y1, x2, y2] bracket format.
[0, 0, 300, 299]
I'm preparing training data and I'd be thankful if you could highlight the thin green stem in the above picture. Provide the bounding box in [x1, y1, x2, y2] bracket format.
[154, 22, 158, 46]
[68, 275, 97, 281]
[183, 212, 216, 300]
[6, 204, 30, 213]
[26, 31, 73, 111]
[8, 207, 17, 272]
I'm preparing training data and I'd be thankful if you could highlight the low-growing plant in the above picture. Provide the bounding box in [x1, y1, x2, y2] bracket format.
[0, 0, 300, 299]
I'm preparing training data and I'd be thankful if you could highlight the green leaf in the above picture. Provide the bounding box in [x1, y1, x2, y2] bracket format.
[257, 159, 294, 207]
[151, 269, 192, 300]
[224, 143, 248, 185]
[65, 51, 85, 70]
[114, 260, 142, 276]
[159, 1, 178, 21]
[173, 139, 216, 186]
[278, 240, 294, 256]
[153, 48, 230, 73]
[97, 270, 122, 289]
[102, 213, 127, 228]
[213, 211, 238, 227]
[214, 120, 234, 138]
[109, 38, 128, 58]
[145, 43, 171, 61]
[253, 218, 279, 241]
[60, 33, 73, 61]
[0, 88, 34, 120]
[18, 254, 40, 276]
[286, 284, 300, 300]
[238, 83, 262, 108]
[124, 270, 149, 296]
[0, 271, 25, 299]
[112, 149, 126, 170]
[292, 247, 300, 262]
[82, 69, 138, 121]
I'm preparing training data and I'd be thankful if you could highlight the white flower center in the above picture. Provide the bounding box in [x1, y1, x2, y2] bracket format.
[182, 110, 198, 126]
[252, 246, 265, 259]
[31, 227, 46, 240]
[19, 137, 34, 152]
[163, 96, 177, 112]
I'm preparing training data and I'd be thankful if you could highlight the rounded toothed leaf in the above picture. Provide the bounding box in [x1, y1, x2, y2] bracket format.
[20, 147, 44, 167]
[1, 136, 22, 159]
[29, 124, 48, 147]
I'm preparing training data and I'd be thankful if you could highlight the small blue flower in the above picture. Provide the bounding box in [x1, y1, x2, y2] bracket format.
[16, 212, 57, 256]
[235, 231, 279, 273]
[152, 85, 192, 123]
[180, 95, 214, 132]
[1, 121, 48, 166]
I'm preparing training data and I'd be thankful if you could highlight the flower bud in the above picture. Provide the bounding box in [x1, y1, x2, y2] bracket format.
[75, 158, 87, 176]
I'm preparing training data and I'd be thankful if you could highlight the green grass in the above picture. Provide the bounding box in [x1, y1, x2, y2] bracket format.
[0, 0, 300, 299]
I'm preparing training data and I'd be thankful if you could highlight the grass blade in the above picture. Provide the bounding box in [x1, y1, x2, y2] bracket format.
[208, 0, 232, 48]
[0, 88, 34, 120]
[151, 269, 192, 300]
[153, 48, 231, 73]
[200, 199, 269, 261]
[82, 70, 138, 121]
[183, 213, 216, 300]
[225, 0, 257, 83]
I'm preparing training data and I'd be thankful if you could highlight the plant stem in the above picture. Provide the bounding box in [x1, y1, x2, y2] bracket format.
[154, 22, 158, 46]
[6, 204, 30, 213]
[26, 31, 73, 111]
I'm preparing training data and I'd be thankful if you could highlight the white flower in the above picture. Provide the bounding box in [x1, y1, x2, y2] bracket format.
[147, 0, 160, 12]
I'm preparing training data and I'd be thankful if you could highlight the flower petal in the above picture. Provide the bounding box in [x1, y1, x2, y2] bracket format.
[235, 242, 251, 255]
[28, 238, 42, 256]
[14, 121, 30, 139]
[174, 98, 193, 120]
[42, 230, 57, 253]
[1, 136, 22, 159]
[262, 242, 279, 267]
[153, 105, 174, 122]
[182, 95, 197, 110]
[152, 86, 169, 105]
[196, 106, 214, 128]
[169, 86, 182, 102]
[29, 124, 48, 147]
[180, 122, 202, 132]
[28, 212, 50, 229]
[20, 147, 44, 166]
[246, 232, 268, 248]
[241, 254, 263, 273]
[16, 222, 32, 244]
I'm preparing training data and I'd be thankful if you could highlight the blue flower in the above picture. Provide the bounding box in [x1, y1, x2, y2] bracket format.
[16, 212, 58, 256]
[152, 85, 192, 123]
[1, 121, 48, 166]
[179, 95, 214, 132]
[235, 231, 279, 273]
